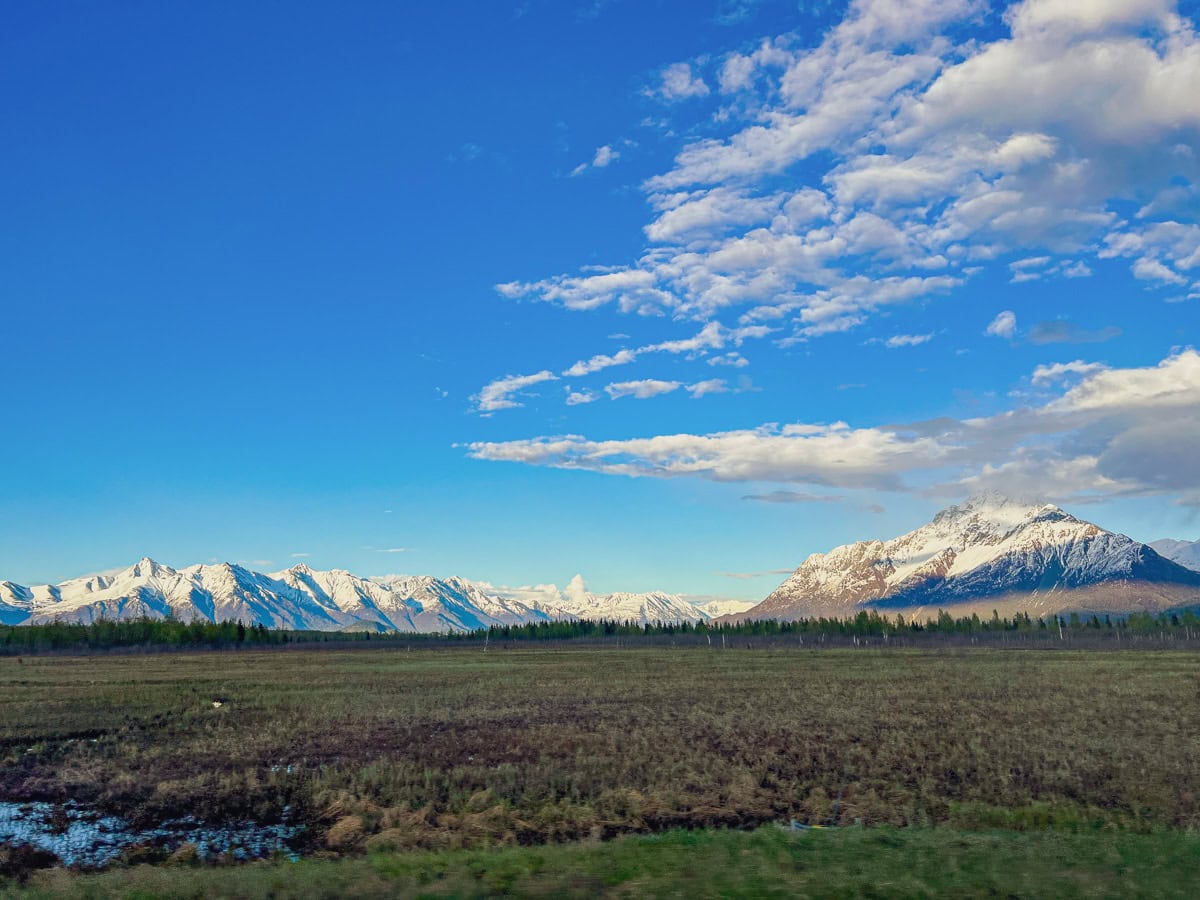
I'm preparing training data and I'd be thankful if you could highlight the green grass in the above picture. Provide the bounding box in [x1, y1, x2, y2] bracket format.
[7, 825, 1200, 898]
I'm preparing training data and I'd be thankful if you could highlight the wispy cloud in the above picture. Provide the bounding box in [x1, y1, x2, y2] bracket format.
[570, 144, 621, 177]
[883, 333, 933, 349]
[717, 568, 796, 580]
[741, 491, 845, 504]
[1028, 320, 1120, 345]
[605, 379, 682, 400]
[474, 370, 558, 414]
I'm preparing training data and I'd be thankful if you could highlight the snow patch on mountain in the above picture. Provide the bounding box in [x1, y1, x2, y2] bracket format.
[472, 573, 707, 625]
[1150, 538, 1200, 572]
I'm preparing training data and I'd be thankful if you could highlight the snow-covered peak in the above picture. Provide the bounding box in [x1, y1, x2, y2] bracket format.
[743, 496, 1200, 622]
[125, 557, 173, 579]
[931, 493, 1064, 534]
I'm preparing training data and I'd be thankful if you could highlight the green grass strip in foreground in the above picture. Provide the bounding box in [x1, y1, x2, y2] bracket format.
[7, 825, 1200, 899]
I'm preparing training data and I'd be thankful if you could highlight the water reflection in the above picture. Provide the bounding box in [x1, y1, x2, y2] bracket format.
[0, 801, 301, 868]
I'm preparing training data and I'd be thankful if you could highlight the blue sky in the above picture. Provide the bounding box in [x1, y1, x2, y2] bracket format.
[3, 0, 1199, 601]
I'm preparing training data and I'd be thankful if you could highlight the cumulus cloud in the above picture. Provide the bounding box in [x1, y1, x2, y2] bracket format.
[565, 387, 598, 405]
[985, 310, 1017, 338]
[470, 349, 1200, 505]
[654, 62, 710, 100]
[497, 0, 1200, 350]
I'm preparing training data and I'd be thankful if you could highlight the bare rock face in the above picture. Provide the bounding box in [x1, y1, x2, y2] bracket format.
[725, 493, 1200, 623]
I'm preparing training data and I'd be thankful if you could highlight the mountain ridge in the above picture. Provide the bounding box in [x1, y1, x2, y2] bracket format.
[0, 562, 712, 631]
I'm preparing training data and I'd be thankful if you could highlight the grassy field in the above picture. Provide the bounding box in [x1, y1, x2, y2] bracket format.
[2, 645, 1200, 890]
[9, 825, 1200, 898]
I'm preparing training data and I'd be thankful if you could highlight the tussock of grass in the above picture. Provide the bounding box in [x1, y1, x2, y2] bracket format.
[9, 826, 1200, 898]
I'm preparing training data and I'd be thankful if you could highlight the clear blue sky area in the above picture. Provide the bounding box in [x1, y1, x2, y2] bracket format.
[3, 1, 1199, 599]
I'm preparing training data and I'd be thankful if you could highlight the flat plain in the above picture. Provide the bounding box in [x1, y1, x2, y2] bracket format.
[3, 645, 1200, 894]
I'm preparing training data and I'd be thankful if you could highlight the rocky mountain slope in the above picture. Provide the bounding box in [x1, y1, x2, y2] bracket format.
[724, 493, 1200, 622]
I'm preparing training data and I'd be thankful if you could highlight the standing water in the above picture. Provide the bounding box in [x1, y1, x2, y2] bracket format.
[0, 800, 302, 868]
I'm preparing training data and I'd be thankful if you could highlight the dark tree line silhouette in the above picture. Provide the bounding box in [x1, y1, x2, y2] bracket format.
[2, 607, 1199, 654]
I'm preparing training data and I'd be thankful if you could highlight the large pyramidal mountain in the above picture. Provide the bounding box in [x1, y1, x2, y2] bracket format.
[0, 561, 715, 631]
[726, 493, 1200, 623]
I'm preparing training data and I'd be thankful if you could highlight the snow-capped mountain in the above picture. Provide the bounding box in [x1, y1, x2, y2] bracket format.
[725, 493, 1200, 622]
[691, 598, 758, 619]
[0, 561, 706, 631]
[478, 574, 710, 625]
[0, 559, 565, 632]
[0, 581, 38, 625]
[1150, 539, 1200, 572]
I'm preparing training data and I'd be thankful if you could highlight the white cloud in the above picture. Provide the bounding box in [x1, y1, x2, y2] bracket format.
[985, 310, 1017, 338]
[1046, 348, 1200, 413]
[655, 62, 710, 100]
[1030, 359, 1108, 384]
[289, 552, 311, 558]
[560, 321, 730, 380]
[565, 387, 598, 405]
[570, 144, 621, 177]
[498, 0, 1200, 348]
[884, 333, 934, 348]
[1132, 256, 1188, 285]
[605, 379, 683, 400]
[474, 370, 558, 413]
[562, 349, 638, 377]
[470, 349, 1200, 504]
[687, 378, 728, 398]
[708, 351, 750, 367]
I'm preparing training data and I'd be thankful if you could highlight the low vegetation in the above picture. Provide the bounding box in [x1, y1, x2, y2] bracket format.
[3, 644, 1200, 893]
[11, 825, 1200, 898]
[3, 646, 1200, 849]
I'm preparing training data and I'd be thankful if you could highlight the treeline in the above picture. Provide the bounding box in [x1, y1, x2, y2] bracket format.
[3, 607, 1200, 655]
[463, 608, 1200, 641]
[0, 619, 399, 654]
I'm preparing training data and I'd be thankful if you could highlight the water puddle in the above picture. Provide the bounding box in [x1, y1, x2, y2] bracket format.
[0, 800, 302, 868]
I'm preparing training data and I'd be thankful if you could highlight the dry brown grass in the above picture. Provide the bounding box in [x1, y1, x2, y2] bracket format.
[2, 646, 1198, 850]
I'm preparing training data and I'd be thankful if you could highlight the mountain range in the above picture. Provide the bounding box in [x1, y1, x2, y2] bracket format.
[0, 562, 732, 631]
[4, 494, 1197, 631]
[720, 493, 1200, 623]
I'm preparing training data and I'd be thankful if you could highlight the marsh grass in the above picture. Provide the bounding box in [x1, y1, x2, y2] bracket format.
[2, 647, 1199, 854]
